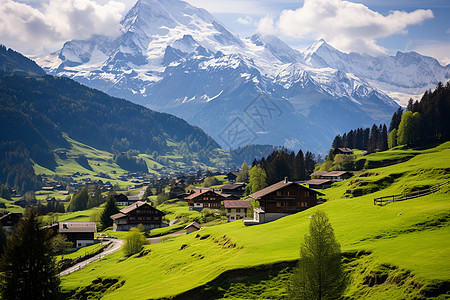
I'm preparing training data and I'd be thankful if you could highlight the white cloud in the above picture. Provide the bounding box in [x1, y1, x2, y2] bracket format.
[187, 0, 268, 15]
[257, 15, 276, 35]
[236, 16, 255, 26]
[275, 0, 434, 55]
[0, 0, 125, 55]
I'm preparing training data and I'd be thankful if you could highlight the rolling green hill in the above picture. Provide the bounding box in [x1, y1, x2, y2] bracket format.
[60, 142, 450, 299]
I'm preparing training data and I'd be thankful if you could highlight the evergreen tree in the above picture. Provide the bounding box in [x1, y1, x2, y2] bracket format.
[304, 152, 316, 176]
[100, 193, 120, 230]
[0, 210, 60, 299]
[288, 210, 345, 300]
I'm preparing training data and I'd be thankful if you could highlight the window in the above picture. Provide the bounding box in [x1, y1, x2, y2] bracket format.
[276, 202, 285, 207]
[227, 208, 231, 213]
[231, 216, 235, 220]
[276, 191, 282, 196]
[236, 209, 241, 213]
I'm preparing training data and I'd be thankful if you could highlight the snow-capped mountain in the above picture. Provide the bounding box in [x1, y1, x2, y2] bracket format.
[304, 39, 450, 104]
[36, 0, 447, 153]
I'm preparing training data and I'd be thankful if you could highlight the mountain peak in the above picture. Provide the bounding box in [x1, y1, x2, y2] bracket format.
[304, 39, 336, 56]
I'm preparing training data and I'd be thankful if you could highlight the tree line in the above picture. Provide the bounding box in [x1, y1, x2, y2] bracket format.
[388, 82, 450, 148]
[251, 149, 316, 185]
[331, 124, 388, 154]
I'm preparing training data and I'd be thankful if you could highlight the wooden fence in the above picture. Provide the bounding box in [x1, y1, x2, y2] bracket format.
[374, 181, 449, 206]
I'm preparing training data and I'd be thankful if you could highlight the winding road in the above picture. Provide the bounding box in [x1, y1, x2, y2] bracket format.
[58, 238, 124, 277]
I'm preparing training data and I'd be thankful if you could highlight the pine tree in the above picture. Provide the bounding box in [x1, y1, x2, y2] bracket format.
[100, 193, 120, 230]
[0, 210, 60, 299]
[288, 210, 345, 300]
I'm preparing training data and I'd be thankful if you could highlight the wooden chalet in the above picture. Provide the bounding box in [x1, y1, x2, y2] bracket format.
[224, 200, 251, 222]
[0, 212, 22, 234]
[219, 183, 246, 197]
[186, 189, 225, 211]
[110, 201, 166, 231]
[305, 179, 334, 189]
[245, 178, 324, 225]
[321, 171, 353, 182]
[46, 222, 97, 248]
[333, 148, 354, 155]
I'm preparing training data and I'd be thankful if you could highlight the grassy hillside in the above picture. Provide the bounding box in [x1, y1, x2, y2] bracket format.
[60, 143, 450, 299]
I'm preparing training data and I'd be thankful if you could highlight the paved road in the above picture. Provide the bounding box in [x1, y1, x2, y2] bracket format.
[137, 185, 148, 198]
[58, 238, 123, 277]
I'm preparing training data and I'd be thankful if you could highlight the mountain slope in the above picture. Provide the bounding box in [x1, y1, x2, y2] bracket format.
[37, 0, 405, 153]
[59, 142, 450, 299]
[0, 45, 225, 192]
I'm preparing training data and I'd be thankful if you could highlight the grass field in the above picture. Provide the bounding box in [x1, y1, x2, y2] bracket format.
[60, 142, 450, 299]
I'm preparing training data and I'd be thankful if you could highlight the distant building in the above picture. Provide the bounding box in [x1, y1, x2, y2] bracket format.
[305, 179, 334, 189]
[186, 190, 225, 211]
[244, 178, 324, 225]
[46, 222, 97, 248]
[224, 200, 251, 222]
[333, 148, 354, 155]
[225, 172, 239, 182]
[110, 201, 166, 231]
[321, 171, 353, 182]
[114, 194, 143, 206]
[310, 171, 329, 178]
[185, 221, 201, 234]
[0, 212, 22, 234]
[219, 183, 246, 198]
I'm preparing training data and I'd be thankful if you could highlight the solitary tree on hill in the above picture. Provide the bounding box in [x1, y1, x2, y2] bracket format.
[288, 210, 345, 300]
[0, 210, 60, 299]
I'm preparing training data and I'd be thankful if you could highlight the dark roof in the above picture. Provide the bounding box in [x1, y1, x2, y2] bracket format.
[220, 184, 245, 190]
[224, 200, 252, 209]
[58, 222, 97, 233]
[112, 201, 164, 218]
[249, 180, 325, 199]
[0, 212, 22, 221]
[184, 221, 201, 230]
[305, 179, 334, 185]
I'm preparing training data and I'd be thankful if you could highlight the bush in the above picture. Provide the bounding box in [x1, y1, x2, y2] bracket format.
[123, 228, 147, 256]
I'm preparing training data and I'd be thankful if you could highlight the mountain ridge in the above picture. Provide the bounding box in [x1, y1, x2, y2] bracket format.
[36, 0, 448, 153]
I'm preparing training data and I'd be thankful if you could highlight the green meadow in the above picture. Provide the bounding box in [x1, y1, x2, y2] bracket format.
[60, 142, 450, 299]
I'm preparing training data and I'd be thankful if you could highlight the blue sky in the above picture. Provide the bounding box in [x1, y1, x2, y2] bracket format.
[1, 0, 449, 64]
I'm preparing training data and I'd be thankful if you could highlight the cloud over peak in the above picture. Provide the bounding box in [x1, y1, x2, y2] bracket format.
[0, 0, 125, 54]
[262, 0, 434, 56]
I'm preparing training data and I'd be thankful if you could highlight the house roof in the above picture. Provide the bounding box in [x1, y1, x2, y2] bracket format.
[110, 212, 127, 220]
[184, 221, 201, 230]
[335, 148, 353, 153]
[324, 171, 352, 177]
[185, 189, 221, 200]
[305, 179, 334, 185]
[58, 222, 97, 233]
[311, 171, 329, 177]
[224, 200, 252, 209]
[220, 184, 245, 190]
[127, 195, 140, 201]
[0, 212, 22, 221]
[249, 180, 325, 199]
